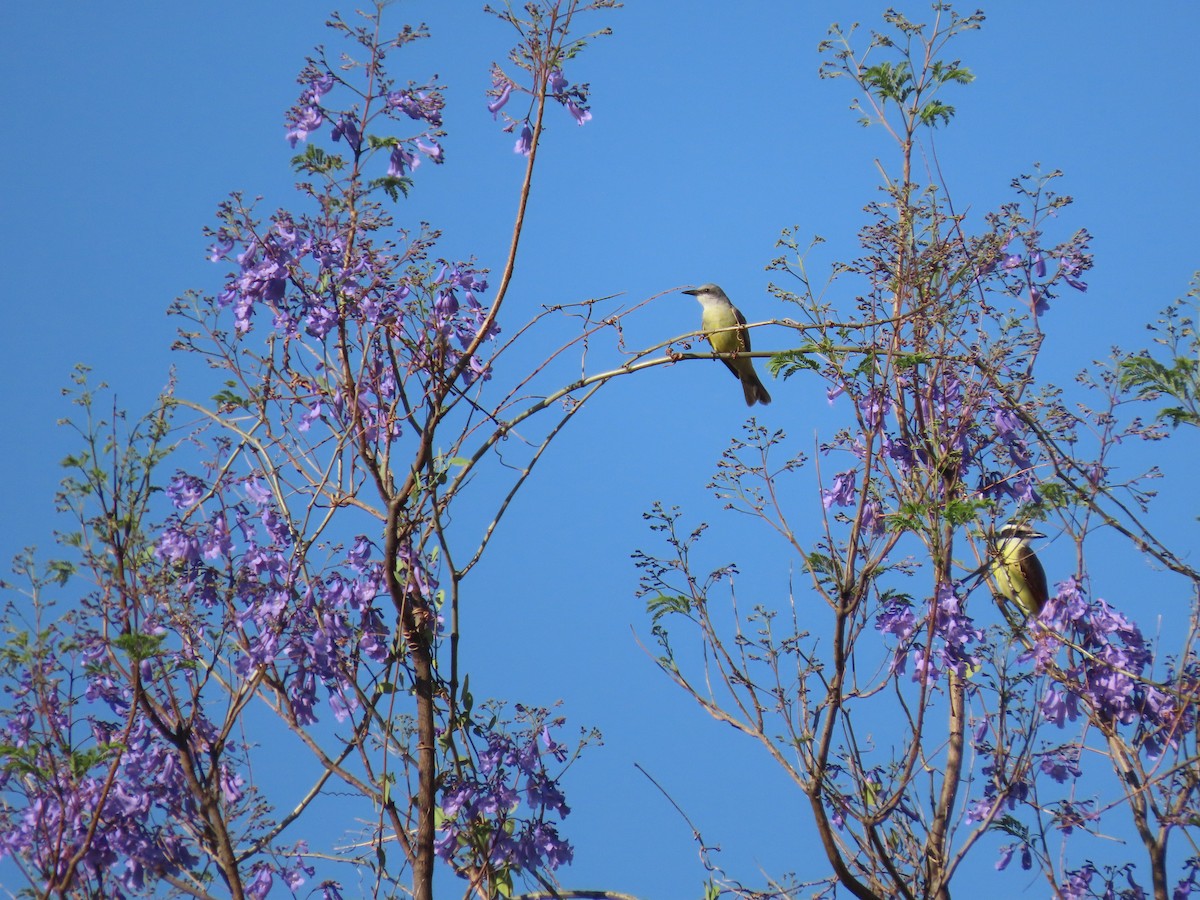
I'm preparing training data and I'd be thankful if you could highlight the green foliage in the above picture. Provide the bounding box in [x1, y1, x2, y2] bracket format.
[211, 383, 250, 412]
[46, 559, 74, 585]
[820, 6, 981, 132]
[291, 142, 346, 175]
[769, 348, 821, 379]
[894, 352, 933, 370]
[645, 592, 692, 623]
[1119, 354, 1200, 428]
[372, 174, 412, 202]
[1117, 286, 1200, 427]
[944, 497, 987, 527]
[113, 631, 166, 662]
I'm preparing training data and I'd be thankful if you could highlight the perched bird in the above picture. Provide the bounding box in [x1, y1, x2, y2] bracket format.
[989, 520, 1049, 619]
[682, 283, 771, 406]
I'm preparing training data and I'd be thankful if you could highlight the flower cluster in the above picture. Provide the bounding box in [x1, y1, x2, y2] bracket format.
[285, 57, 445, 169]
[875, 583, 983, 684]
[158, 472, 401, 726]
[206, 203, 499, 419]
[1030, 577, 1194, 758]
[0, 613, 319, 896]
[973, 179, 1093, 318]
[487, 63, 595, 156]
[436, 710, 575, 881]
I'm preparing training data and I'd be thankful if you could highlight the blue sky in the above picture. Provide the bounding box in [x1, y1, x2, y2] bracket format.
[4, 2, 1200, 897]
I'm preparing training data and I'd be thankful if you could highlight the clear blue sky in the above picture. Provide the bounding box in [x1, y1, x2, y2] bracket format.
[3, 2, 1199, 897]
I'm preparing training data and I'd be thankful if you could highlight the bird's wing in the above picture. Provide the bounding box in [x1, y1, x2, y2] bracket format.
[734, 305, 751, 352]
[1019, 546, 1049, 613]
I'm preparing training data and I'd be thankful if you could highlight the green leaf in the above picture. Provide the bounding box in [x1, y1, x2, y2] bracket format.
[371, 175, 412, 202]
[212, 388, 250, 412]
[113, 631, 165, 662]
[769, 349, 821, 378]
[291, 143, 345, 175]
[646, 593, 691, 623]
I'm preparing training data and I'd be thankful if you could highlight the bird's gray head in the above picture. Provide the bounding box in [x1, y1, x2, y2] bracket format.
[997, 520, 1046, 542]
[682, 283, 730, 304]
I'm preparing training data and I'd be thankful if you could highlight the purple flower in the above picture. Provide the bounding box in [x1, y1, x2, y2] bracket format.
[1029, 285, 1049, 316]
[875, 599, 915, 642]
[388, 145, 419, 177]
[933, 582, 983, 675]
[298, 400, 323, 432]
[202, 514, 232, 560]
[514, 120, 533, 156]
[387, 89, 443, 126]
[1039, 749, 1082, 783]
[1011, 475, 1039, 505]
[309, 72, 334, 99]
[434, 289, 458, 320]
[466, 354, 491, 384]
[247, 866, 273, 900]
[286, 106, 324, 147]
[565, 99, 592, 126]
[860, 499, 885, 536]
[1041, 686, 1081, 727]
[208, 236, 234, 262]
[1032, 251, 1046, 277]
[858, 388, 892, 428]
[540, 726, 568, 762]
[964, 798, 992, 825]
[347, 536, 373, 570]
[547, 69, 568, 95]
[822, 470, 857, 509]
[156, 526, 200, 564]
[992, 407, 1021, 438]
[305, 305, 338, 339]
[881, 434, 915, 472]
[244, 477, 272, 506]
[166, 473, 207, 509]
[416, 138, 443, 163]
[488, 82, 512, 117]
[1060, 256, 1089, 292]
[331, 115, 361, 152]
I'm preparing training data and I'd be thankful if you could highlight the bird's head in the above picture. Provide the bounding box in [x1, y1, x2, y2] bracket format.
[682, 283, 729, 305]
[996, 520, 1046, 543]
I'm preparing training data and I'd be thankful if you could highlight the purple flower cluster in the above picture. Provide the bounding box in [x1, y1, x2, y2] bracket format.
[207, 204, 499, 413]
[0, 716, 203, 894]
[487, 65, 595, 157]
[0, 614, 321, 896]
[417, 263, 498, 385]
[976, 227, 1090, 318]
[285, 71, 335, 146]
[875, 583, 983, 684]
[285, 65, 445, 170]
[1030, 577, 1193, 758]
[436, 711, 575, 880]
[1055, 861, 1151, 900]
[156, 472, 396, 726]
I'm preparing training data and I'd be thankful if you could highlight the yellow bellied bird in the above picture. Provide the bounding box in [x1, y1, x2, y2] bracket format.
[990, 520, 1049, 620]
[682, 283, 771, 406]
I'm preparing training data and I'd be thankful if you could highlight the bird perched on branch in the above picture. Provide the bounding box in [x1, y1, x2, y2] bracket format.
[682, 283, 771, 406]
[989, 520, 1049, 623]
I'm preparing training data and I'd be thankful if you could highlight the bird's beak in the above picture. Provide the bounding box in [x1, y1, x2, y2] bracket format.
[681, 287, 699, 295]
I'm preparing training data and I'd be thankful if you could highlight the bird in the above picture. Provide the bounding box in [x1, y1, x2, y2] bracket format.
[682, 283, 771, 406]
[989, 520, 1049, 620]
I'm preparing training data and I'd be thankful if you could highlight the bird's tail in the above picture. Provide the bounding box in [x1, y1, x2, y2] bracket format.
[743, 374, 772, 406]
